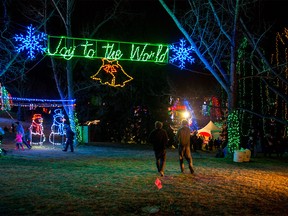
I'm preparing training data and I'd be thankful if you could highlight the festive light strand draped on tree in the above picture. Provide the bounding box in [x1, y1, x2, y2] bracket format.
[227, 110, 240, 154]
[274, 28, 288, 121]
[0, 84, 12, 111]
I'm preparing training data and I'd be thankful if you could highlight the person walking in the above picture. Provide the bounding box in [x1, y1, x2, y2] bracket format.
[148, 121, 168, 177]
[63, 124, 75, 152]
[25, 127, 32, 148]
[176, 119, 195, 174]
[15, 121, 31, 149]
[15, 131, 24, 150]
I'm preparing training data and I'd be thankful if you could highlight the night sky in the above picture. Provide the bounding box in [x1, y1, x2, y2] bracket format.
[70, 0, 216, 98]
[72, 0, 181, 43]
[4, 0, 288, 99]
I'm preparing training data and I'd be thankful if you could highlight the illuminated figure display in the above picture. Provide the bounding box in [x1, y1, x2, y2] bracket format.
[30, 114, 46, 145]
[183, 99, 198, 130]
[211, 96, 222, 119]
[201, 97, 222, 119]
[49, 109, 66, 145]
[168, 98, 197, 132]
[91, 58, 133, 87]
[202, 102, 208, 116]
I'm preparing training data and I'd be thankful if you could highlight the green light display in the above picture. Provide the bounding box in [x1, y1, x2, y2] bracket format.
[227, 110, 240, 154]
[47, 36, 169, 63]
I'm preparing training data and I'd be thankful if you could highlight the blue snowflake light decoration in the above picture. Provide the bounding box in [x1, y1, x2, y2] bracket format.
[169, 38, 195, 69]
[14, 24, 47, 60]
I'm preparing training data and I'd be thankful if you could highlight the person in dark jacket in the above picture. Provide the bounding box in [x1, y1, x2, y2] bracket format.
[176, 119, 194, 174]
[148, 121, 168, 177]
[63, 124, 75, 152]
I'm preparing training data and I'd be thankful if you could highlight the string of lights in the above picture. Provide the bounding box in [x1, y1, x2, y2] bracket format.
[274, 29, 288, 120]
[10, 97, 75, 103]
[2, 96, 76, 109]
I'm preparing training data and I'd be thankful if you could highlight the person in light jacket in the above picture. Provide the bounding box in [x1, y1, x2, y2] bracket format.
[176, 119, 194, 174]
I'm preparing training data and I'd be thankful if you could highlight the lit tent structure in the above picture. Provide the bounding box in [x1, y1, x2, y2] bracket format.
[197, 121, 222, 139]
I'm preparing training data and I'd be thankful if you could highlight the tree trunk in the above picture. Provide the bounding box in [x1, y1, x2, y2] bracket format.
[65, 0, 76, 143]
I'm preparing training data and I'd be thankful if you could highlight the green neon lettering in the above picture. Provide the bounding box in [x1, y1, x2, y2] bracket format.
[130, 44, 149, 61]
[139, 45, 148, 60]
[102, 43, 123, 59]
[158, 51, 169, 62]
[86, 49, 96, 58]
[142, 52, 155, 61]
[59, 46, 76, 60]
[155, 45, 169, 62]
[47, 36, 169, 63]
[47, 37, 64, 55]
[81, 41, 95, 58]
[47, 37, 75, 60]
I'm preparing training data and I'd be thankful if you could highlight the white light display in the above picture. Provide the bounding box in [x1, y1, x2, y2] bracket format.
[49, 109, 66, 146]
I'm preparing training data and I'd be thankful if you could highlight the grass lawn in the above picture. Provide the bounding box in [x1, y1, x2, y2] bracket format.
[0, 142, 288, 216]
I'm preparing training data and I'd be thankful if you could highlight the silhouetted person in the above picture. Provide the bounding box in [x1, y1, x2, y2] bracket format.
[63, 124, 75, 152]
[176, 119, 194, 174]
[190, 130, 198, 152]
[148, 121, 168, 177]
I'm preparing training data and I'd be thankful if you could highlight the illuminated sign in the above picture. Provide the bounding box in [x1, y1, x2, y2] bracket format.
[47, 36, 169, 63]
[13, 25, 196, 69]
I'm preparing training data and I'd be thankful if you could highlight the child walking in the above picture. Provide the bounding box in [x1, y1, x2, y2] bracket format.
[15, 131, 24, 150]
